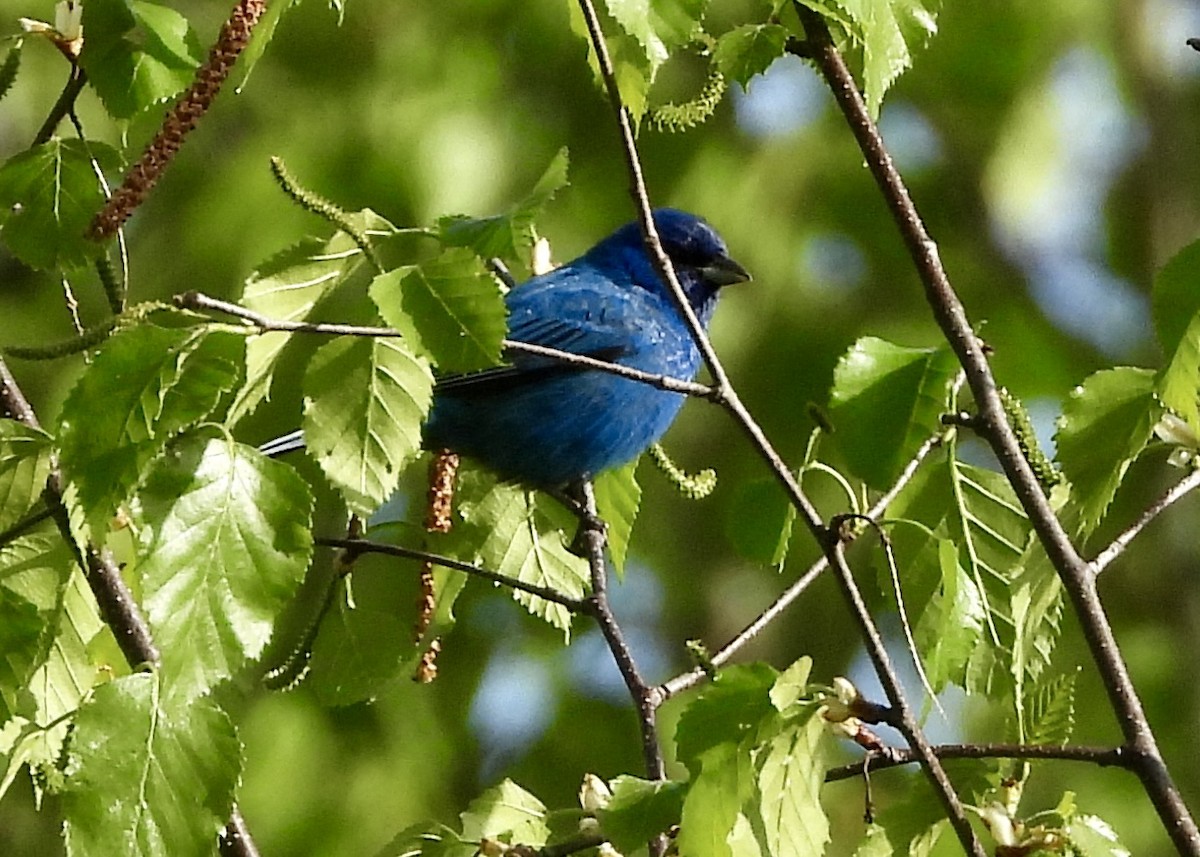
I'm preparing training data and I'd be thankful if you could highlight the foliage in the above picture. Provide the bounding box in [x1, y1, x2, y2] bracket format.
[1, 0, 1198, 856]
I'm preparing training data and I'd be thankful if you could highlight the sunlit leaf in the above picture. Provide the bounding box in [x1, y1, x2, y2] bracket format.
[302, 335, 434, 516]
[79, 0, 204, 118]
[1054, 367, 1161, 534]
[0, 420, 53, 535]
[602, 776, 686, 852]
[460, 779, 550, 845]
[715, 24, 788, 89]
[1152, 238, 1200, 435]
[593, 460, 641, 576]
[754, 710, 830, 857]
[58, 323, 244, 542]
[62, 673, 241, 857]
[136, 434, 313, 702]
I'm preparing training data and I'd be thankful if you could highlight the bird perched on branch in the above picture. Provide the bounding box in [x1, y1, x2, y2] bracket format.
[261, 208, 749, 486]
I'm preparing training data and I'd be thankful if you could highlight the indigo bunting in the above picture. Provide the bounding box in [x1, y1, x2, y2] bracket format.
[262, 208, 748, 486]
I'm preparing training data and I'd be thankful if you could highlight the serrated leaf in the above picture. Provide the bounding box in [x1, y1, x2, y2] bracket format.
[769, 656, 812, 712]
[303, 335, 434, 516]
[828, 337, 957, 490]
[373, 822, 475, 857]
[675, 663, 778, 770]
[1024, 669, 1077, 746]
[714, 24, 788, 89]
[370, 248, 507, 373]
[437, 148, 569, 265]
[568, 7, 656, 123]
[0, 551, 105, 801]
[58, 323, 244, 543]
[0, 39, 22, 103]
[438, 471, 588, 636]
[0, 534, 70, 723]
[230, 209, 396, 424]
[754, 711, 830, 857]
[459, 779, 550, 845]
[601, 776, 686, 852]
[677, 743, 757, 857]
[914, 538, 986, 692]
[1152, 239, 1200, 434]
[79, 0, 204, 118]
[0, 420, 53, 534]
[593, 460, 641, 576]
[1069, 814, 1131, 857]
[62, 672, 241, 857]
[136, 434, 313, 702]
[606, 0, 707, 71]
[809, 0, 939, 118]
[1054, 367, 1161, 533]
[0, 139, 122, 270]
[727, 477, 795, 567]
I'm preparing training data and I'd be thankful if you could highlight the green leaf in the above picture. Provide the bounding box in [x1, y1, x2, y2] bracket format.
[302, 335, 434, 516]
[58, 323, 244, 543]
[1152, 238, 1200, 434]
[62, 672, 241, 857]
[1068, 814, 1130, 857]
[1024, 669, 1077, 746]
[308, 589, 416, 707]
[605, 0, 708, 72]
[0, 550, 104, 801]
[675, 663, 777, 770]
[437, 471, 588, 636]
[0, 139, 122, 270]
[370, 248, 507, 373]
[136, 434, 313, 701]
[568, 7, 656, 123]
[229, 210, 394, 424]
[233, 0, 302, 92]
[769, 655, 813, 712]
[459, 779, 550, 845]
[914, 538, 986, 692]
[0, 39, 21, 104]
[754, 711, 830, 857]
[437, 147, 569, 266]
[714, 24, 788, 89]
[1054, 367, 1161, 534]
[677, 743, 757, 857]
[79, 0, 204, 118]
[828, 337, 957, 489]
[0, 420, 53, 535]
[373, 822, 475, 857]
[727, 477, 795, 567]
[601, 776, 686, 852]
[0, 534, 70, 723]
[593, 460, 642, 576]
[807, 0, 939, 118]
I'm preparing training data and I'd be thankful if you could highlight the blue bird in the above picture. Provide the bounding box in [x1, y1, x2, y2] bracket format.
[261, 209, 749, 486]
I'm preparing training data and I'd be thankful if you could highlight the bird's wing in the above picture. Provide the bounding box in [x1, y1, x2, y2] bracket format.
[434, 269, 634, 395]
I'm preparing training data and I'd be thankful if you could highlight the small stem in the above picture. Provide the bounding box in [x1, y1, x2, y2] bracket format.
[1090, 466, 1200, 576]
[824, 743, 1130, 783]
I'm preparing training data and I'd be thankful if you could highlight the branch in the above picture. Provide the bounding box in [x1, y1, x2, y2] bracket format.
[824, 743, 1130, 784]
[793, 8, 1200, 853]
[660, 429, 947, 699]
[1090, 466, 1200, 576]
[33, 64, 87, 146]
[175, 290, 717, 398]
[315, 536, 586, 611]
[573, 482, 667, 857]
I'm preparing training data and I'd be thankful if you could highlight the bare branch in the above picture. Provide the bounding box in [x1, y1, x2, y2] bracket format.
[1090, 467, 1200, 577]
[793, 7, 1199, 851]
[315, 536, 587, 611]
[825, 743, 1130, 783]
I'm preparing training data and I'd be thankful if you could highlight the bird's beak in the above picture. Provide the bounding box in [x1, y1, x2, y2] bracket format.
[701, 255, 752, 287]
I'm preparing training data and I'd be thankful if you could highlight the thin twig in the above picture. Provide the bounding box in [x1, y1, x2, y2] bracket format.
[660, 429, 947, 699]
[175, 290, 717, 398]
[793, 7, 1199, 852]
[1090, 467, 1200, 576]
[315, 537, 587, 610]
[574, 482, 667, 857]
[824, 743, 1130, 783]
[828, 536, 986, 856]
[33, 64, 87, 146]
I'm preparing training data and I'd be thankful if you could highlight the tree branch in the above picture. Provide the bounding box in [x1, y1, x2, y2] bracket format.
[315, 536, 587, 610]
[175, 290, 717, 399]
[1090, 466, 1200, 577]
[792, 7, 1199, 853]
[33, 64, 88, 146]
[824, 743, 1131, 784]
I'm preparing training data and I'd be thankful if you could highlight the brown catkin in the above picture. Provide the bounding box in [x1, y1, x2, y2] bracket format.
[88, 0, 267, 239]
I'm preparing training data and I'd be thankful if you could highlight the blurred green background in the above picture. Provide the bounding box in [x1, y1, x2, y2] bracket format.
[2, 0, 1200, 854]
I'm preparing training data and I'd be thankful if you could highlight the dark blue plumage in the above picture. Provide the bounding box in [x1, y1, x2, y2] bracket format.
[261, 209, 748, 485]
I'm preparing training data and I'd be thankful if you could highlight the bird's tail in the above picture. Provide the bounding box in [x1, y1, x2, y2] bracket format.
[259, 429, 306, 457]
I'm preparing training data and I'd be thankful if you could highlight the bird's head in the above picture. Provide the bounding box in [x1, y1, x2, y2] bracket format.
[588, 208, 750, 315]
